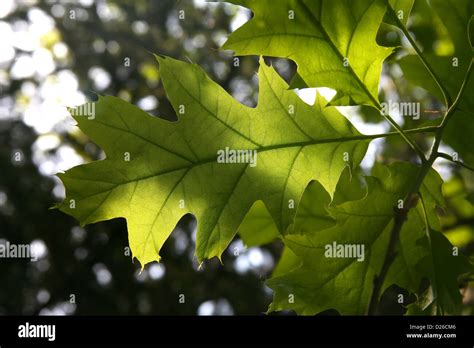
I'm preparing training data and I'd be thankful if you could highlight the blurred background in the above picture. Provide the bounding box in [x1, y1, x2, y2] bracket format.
[0, 0, 472, 315]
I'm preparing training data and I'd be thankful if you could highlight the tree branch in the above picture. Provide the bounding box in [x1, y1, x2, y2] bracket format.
[367, 54, 473, 314]
[367, 202, 410, 314]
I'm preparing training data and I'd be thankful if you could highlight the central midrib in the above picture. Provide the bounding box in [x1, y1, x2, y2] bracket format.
[77, 133, 369, 193]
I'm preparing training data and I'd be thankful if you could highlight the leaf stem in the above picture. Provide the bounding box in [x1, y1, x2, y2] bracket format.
[372, 105, 429, 163]
[365, 125, 438, 140]
[428, 58, 473, 162]
[385, 0, 452, 107]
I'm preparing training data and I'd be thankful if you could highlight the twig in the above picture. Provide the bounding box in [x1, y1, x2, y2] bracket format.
[437, 152, 474, 172]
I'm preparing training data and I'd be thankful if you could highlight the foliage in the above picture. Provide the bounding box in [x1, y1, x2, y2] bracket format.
[0, 0, 273, 316]
[58, 56, 370, 264]
[57, 0, 474, 315]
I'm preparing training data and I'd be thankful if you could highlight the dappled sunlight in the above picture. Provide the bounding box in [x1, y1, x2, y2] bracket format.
[0, 0, 471, 321]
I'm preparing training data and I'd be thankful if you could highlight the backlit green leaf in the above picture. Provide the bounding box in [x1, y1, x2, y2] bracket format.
[57, 56, 369, 267]
[268, 163, 470, 315]
[222, 0, 393, 106]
